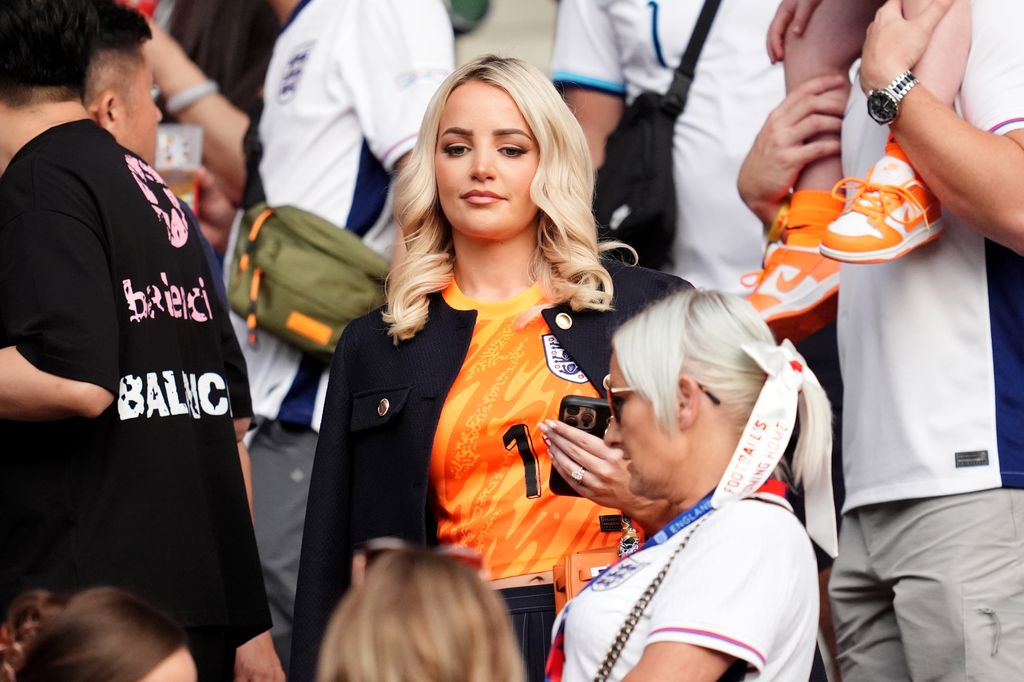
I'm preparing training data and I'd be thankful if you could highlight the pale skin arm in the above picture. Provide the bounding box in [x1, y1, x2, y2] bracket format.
[234, 632, 284, 682]
[623, 642, 736, 682]
[231, 413, 284, 681]
[144, 21, 249, 202]
[0, 346, 113, 420]
[234, 417, 254, 517]
[862, 0, 1024, 252]
[562, 87, 625, 169]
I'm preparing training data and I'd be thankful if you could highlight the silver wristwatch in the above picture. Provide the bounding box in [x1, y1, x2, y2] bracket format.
[866, 71, 919, 125]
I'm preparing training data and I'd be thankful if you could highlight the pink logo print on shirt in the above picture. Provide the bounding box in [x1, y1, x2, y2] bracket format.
[124, 154, 189, 248]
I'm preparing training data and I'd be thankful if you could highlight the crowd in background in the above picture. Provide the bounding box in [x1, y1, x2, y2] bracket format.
[2, 0, 1023, 681]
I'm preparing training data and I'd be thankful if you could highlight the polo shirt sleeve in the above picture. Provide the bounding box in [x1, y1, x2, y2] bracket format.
[551, 0, 627, 97]
[961, 0, 1024, 135]
[643, 504, 816, 675]
[0, 210, 119, 393]
[340, 0, 455, 170]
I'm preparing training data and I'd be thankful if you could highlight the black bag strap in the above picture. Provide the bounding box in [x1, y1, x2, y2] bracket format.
[661, 0, 723, 117]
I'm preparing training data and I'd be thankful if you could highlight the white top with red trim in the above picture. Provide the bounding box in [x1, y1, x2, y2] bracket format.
[554, 487, 817, 681]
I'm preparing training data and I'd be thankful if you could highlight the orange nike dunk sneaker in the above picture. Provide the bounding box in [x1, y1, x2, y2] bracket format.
[821, 142, 942, 263]
[746, 190, 842, 343]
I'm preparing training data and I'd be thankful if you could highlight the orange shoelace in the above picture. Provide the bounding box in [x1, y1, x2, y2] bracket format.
[831, 178, 933, 232]
[740, 244, 784, 290]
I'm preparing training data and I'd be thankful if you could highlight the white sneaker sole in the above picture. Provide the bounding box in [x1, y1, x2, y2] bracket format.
[759, 270, 840, 322]
[820, 220, 944, 264]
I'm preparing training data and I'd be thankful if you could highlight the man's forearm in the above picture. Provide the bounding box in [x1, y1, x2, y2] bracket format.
[0, 346, 114, 420]
[893, 87, 1024, 252]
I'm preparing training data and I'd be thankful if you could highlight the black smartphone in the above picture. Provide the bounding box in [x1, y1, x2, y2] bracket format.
[549, 395, 612, 496]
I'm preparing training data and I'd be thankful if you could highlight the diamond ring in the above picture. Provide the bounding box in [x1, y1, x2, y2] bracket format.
[570, 466, 586, 483]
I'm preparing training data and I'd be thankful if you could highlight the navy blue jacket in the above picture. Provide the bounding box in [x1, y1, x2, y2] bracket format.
[289, 261, 686, 682]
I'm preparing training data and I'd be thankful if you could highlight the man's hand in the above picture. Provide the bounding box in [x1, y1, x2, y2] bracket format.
[766, 0, 825, 63]
[196, 167, 238, 255]
[859, 0, 955, 92]
[738, 75, 848, 224]
[234, 631, 284, 682]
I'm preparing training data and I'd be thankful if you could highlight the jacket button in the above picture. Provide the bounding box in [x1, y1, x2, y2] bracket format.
[377, 398, 390, 417]
[555, 313, 573, 330]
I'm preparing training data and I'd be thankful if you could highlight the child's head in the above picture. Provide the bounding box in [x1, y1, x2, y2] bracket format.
[1, 587, 194, 682]
[317, 545, 525, 682]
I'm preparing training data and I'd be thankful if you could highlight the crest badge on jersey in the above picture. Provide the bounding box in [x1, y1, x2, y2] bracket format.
[278, 41, 315, 104]
[591, 556, 647, 591]
[542, 334, 588, 384]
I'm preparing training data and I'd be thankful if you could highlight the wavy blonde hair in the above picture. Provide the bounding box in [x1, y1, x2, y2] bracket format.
[384, 55, 632, 342]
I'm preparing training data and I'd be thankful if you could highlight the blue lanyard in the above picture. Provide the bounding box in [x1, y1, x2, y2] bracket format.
[579, 491, 715, 601]
[646, 492, 714, 549]
[545, 492, 716, 681]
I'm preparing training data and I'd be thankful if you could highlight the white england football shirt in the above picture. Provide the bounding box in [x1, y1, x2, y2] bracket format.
[838, 0, 1024, 511]
[555, 496, 818, 681]
[230, 0, 454, 428]
[551, 0, 784, 292]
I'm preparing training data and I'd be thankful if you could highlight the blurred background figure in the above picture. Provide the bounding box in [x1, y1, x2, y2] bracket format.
[316, 542, 524, 682]
[1, 587, 196, 682]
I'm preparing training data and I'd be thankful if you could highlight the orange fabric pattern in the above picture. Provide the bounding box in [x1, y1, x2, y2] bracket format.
[430, 281, 618, 579]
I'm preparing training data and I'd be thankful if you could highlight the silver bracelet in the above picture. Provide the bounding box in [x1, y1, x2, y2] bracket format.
[164, 79, 218, 115]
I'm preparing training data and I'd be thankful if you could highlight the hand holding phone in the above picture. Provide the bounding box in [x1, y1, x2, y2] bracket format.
[549, 395, 612, 496]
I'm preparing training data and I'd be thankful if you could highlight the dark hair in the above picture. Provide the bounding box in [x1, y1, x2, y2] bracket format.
[1, 587, 187, 682]
[84, 0, 151, 103]
[91, 0, 151, 55]
[0, 0, 98, 106]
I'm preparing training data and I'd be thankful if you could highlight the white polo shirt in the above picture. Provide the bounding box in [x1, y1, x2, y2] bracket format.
[555, 496, 818, 681]
[838, 0, 1024, 511]
[551, 0, 784, 292]
[231, 0, 454, 429]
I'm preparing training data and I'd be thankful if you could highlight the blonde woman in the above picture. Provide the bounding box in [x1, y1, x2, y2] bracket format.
[290, 55, 687, 682]
[316, 544, 523, 682]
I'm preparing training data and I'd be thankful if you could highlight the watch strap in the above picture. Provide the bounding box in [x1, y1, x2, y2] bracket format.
[886, 70, 919, 102]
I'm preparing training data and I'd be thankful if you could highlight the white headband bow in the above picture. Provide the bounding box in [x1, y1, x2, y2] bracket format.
[710, 339, 838, 558]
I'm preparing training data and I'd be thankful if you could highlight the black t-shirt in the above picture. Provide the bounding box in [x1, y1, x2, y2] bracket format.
[0, 120, 268, 643]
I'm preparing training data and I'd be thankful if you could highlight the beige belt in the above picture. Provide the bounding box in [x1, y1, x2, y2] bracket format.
[488, 569, 554, 590]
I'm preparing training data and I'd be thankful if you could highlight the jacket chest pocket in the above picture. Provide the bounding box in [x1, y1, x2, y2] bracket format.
[350, 385, 412, 431]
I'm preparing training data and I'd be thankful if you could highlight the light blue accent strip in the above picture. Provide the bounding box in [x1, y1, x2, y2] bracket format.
[552, 71, 626, 97]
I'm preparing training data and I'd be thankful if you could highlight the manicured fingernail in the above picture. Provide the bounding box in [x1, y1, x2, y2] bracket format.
[538, 422, 550, 434]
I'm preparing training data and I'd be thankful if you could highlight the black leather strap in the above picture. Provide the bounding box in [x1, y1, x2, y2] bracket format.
[662, 0, 724, 116]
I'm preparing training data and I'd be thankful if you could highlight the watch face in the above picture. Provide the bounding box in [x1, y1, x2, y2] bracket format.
[868, 90, 898, 124]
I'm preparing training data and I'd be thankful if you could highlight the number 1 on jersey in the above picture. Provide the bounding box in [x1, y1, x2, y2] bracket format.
[503, 423, 542, 499]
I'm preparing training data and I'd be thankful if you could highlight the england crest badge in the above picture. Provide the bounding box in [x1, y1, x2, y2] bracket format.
[542, 334, 588, 384]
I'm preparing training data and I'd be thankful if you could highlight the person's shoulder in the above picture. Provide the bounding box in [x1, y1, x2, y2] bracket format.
[706, 498, 811, 555]
[341, 305, 391, 346]
[603, 257, 691, 312]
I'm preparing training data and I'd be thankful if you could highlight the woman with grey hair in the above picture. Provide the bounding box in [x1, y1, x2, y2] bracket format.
[543, 289, 835, 681]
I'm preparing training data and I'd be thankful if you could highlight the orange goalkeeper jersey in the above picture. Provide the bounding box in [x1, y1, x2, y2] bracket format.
[430, 281, 618, 579]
